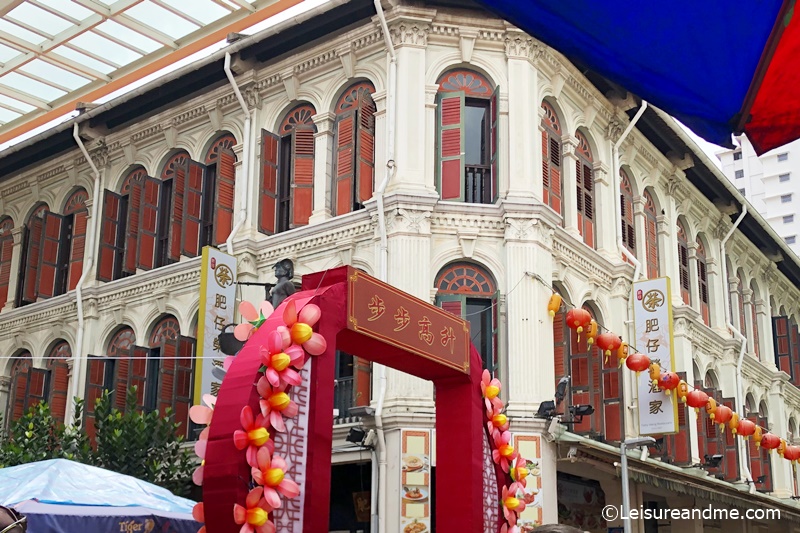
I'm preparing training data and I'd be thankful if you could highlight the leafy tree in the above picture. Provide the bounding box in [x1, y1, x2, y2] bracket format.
[0, 387, 193, 497]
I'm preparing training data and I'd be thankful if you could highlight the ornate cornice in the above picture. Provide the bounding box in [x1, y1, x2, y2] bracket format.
[389, 21, 430, 48]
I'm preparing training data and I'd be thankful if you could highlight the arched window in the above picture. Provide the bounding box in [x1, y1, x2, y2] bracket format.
[676, 220, 691, 305]
[435, 262, 497, 373]
[145, 315, 195, 436]
[98, 167, 146, 281]
[64, 190, 89, 292]
[575, 132, 595, 248]
[260, 103, 316, 235]
[695, 370, 739, 481]
[436, 70, 498, 204]
[620, 169, 635, 257]
[643, 191, 659, 278]
[199, 134, 238, 249]
[696, 237, 710, 325]
[749, 402, 772, 492]
[750, 281, 761, 359]
[17, 204, 49, 306]
[45, 341, 71, 424]
[0, 217, 14, 310]
[6, 343, 71, 425]
[332, 81, 376, 216]
[541, 101, 562, 217]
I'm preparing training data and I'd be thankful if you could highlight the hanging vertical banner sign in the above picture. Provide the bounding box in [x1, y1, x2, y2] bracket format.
[195, 246, 237, 404]
[633, 277, 678, 435]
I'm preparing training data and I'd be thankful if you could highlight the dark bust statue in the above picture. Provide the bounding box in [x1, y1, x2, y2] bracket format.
[270, 259, 296, 309]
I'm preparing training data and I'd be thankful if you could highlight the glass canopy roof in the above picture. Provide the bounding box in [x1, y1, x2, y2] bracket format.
[0, 0, 292, 140]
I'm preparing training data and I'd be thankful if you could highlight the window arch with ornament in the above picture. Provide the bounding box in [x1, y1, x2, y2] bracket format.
[541, 100, 563, 218]
[575, 131, 596, 248]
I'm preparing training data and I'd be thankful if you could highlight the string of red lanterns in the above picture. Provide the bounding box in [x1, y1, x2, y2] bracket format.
[546, 293, 800, 465]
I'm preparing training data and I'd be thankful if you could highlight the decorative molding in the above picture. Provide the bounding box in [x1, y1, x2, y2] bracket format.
[605, 115, 624, 143]
[336, 44, 357, 80]
[503, 32, 534, 60]
[243, 85, 262, 110]
[131, 124, 162, 144]
[122, 139, 137, 166]
[389, 22, 430, 48]
[173, 105, 207, 127]
[293, 49, 338, 76]
[457, 227, 479, 258]
[162, 123, 177, 149]
[459, 27, 478, 63]
[504, 217, 536, 241]
[281, 69, 300, 102]
[38, 165, 67, 182]
[207, 103, 223, 132]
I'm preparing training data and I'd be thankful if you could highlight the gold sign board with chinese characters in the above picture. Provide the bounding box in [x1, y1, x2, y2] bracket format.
[347, 269, 470, 374]
[633, 277, 678, 435]
[195, 246, 237, 403]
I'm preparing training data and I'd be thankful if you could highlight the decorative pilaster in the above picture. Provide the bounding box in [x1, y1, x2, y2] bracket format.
[742, 288, 756, 355]
[504, 30, 537, 201]
[632, 196, 647, 269]
[308, 112, 335, 224]
[3, 227, 24, 311]
[561, 136, 580, 238]
[687, 242, 699, 312]
[0, 375, 10, 423]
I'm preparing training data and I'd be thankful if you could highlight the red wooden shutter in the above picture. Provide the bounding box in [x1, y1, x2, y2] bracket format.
[97, 190, 123, 282]
[602, 351, 623, 443]
[26, 367, 49, 409]
[438, 92, 465, 201]
[553, 309, 568, 388]
[259, 130, 279, 234]
[758, 415, 773, 492]
[129, 346, 149, 408]
[291, 126, 315, 227]
[11, 369, 29, 421]
[645, 215, 659, 278]
[176, 336, 195, 435]
[678, 242, 690, 304]
[577, 162, 594, 248]
[751, 301, 760, 359]
[182, 161, 205, 256]
[698, 260, 710, 325]
[334, 112, 356, 215]
[167, 161, 186, 263]
[722, 398, 740, 481]
[214, 151, 236, 246]
[543, 132, 562, 215]
[113, 347, 131, 411]
[37, 211, 65, 299]
[48, 359, 70, 423]
[621, 194, 635, 256]
[0, 227, 13, 309]
[84, 357, 107, 439]
[356, 99, 375, 205]
[123, 178, 144, 275]
[747, 414, 763, 484]
[489, 86, 499, 203]
[137, 176, 160, 270]
[22, 216, 44, 303]
[792, 323, 800, 387]
[158, 338, 177, 418]
[773, 316, 792, 378]
[67, 210, 87, 291]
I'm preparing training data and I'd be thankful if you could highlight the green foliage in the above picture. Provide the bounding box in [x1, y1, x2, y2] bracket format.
[0, 387, 194, 497]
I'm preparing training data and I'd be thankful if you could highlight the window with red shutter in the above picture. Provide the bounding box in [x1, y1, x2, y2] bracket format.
[643, 191, 660, 278]
[17, 204, 48, 306]
[750, 282, 761, 359]
[63, 189, 88, 292]
[149, 315, 194, 438]
[333, 82, 375, 216]
[676, 220, 691, 305]
[575, 132, 595, 248]
[137, 175, 162, 270]
[541, 101, 563, 217]
[183, 160, 205, 256]
[157, 153, 188, 267]
[97, 190, 125, 282]
[773, 316, 793, 379]
[435, 262, 498, 374]
[46, 341, 71, 424]
[37, 211, 67, 299]
[122, 168, 147, 276]
[260, 130, 279, 235]
[7, 352, 32, 422]
[435, 70, 497, 205]
[620, 169, 636, 260]
[696, 237, 710, 325]
[203, 133, 236, 247]
[0, 217, 14, 310]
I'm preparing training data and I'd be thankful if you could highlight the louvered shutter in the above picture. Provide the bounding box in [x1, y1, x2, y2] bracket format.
[137, 176, 160, 270]
[773, 316, 792, 378]
[97, 190, 123, 282]
[182, 161, 205, 256]
[291, 126, 315, 227]
[356, 98, 375, 206]
[792, 323, 800, 387]
[176, 337, 195, 436]
[576, 162, 594, 248]
[26, 367, 49, 410]
[11, 370, 29, 421]
[67, 210, 87, 291]
[543, 132, 562, 215]
[333, 111, 356, 215]
[130, 346, 149, 408]
[48, 359, 70, 423]
[678, 243, 690, 304]
[167, 161, 186, 263]
[22, 216, 44, 303]
[214, 151, 236, 246]
[758, 415, 773, 492]
[669, 372, 692, 465]
[489, 86, 499, 203]
[259, 130, 279, 234]
[645, 215, 659, 278]
[621, 194, 635, 256]
[113, 347, 131, 411]
[37, 211, 65, 299]
[0, 229, 13, 308]
[553, 310, 568, 385]
[722, 398, 740, 481]
[602, 348, 623, 443]
[84, 357, 108, 439]
[751, 301, 761, 359]
[123, 177, 144, 275]
[437, 92, 465, 201]
[698, 260, 710, 325]
[158, 338, 178, 418]
[570, 328, 593, 435]
[747, 414, 763, 484]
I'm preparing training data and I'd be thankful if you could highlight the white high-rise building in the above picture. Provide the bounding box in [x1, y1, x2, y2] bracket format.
[719, 136, 800, 255]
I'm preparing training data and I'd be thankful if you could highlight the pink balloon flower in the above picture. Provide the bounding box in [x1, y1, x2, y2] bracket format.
[260, 331, 303, 388]
[481, 369, 503, 414]
[233, 405, 274, 468]
[257, 378, 299, 433]
[278, 300, 327, 356]
[251, 447, 301, 508]
[492, 431, 518, 473]
[234, 301, 275, 341]
[501, 484, 526, 527]
[233, 487, 276, 533]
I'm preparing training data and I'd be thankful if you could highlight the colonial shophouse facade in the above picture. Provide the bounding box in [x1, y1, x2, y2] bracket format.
[2, 0, 800, 531]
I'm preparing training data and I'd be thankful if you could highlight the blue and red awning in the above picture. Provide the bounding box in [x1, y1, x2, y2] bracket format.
[475, 0, 799, 155]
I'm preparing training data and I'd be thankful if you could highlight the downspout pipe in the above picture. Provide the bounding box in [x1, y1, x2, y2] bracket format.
[611, 102, 646, 430]
[720, 204, 753, 491]
[372, 2, 396, 533]
[71, 123, 102, 423]
[224, 51, 251, 256]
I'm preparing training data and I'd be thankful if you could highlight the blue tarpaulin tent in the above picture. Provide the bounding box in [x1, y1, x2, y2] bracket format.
[0, 459, 199, 533]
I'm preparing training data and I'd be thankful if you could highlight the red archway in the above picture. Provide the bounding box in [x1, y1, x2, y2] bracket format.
[203, 267, 503, 532]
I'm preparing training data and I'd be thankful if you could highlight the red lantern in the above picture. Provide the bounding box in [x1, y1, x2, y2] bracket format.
[566, 308, 592, 342]
[737, 418, 756, 439]
[685, 390, 709, 413]
[761, 433, 781, 451]
[714, 405, 733, 431]
[595, 333, 621, 363]
[658, 372, 680, 392]
[625, 352, 651, 377]
[784, 445, 800, 463]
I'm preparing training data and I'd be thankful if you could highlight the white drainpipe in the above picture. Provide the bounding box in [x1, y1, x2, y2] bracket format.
[224, 51, 251, 256]
[720, 204, 753, 491]
[612, 102, 646, 432]
[372, 1, 396, 532]
[70, 123, 102, 423]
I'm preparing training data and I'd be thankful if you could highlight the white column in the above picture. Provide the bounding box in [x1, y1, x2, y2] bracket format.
[308, 112, 335, 224]
[504, 34, 537, 201]
[706, 255, 724, 331]
[2, 227, 23, 311]
[593, 162, 615, 256]
[688, 242, 700, 311]
[0, 376, 10, 422]
[767, 376, 793, 498]
[561, 137, 580, 237]
[743, 288, 756, 355]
